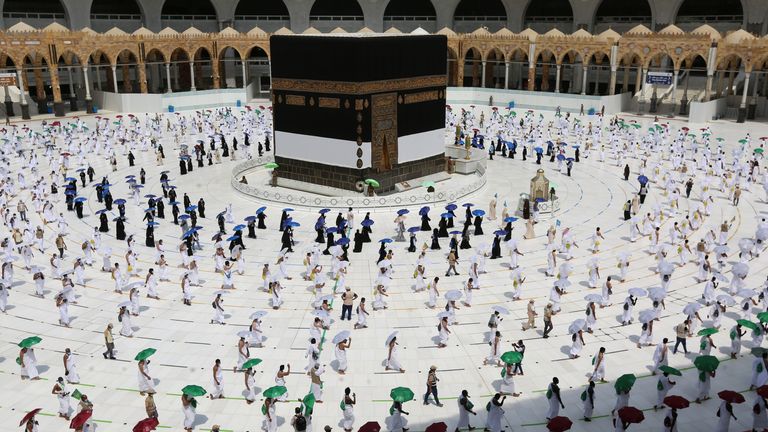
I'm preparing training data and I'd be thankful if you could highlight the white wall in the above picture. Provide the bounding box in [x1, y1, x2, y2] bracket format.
[274, 131, 371, 169]
[397, 129, 444, 163]
[92, 89, 248, 113]
[688, 98, 728, 123]
[447, 87, 632, 114]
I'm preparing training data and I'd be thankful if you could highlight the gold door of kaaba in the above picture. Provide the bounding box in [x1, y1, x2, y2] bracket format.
[371, 92, 398, 173]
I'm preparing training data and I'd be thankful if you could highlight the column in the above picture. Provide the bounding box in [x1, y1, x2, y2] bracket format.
[622, 66, 629, 94]
[212, 60, 220, 90]
[95, 65, 102, 90]
[165, 63, 172, 92]
[634, 66, 642, 95]
[738, 71, 750, 123]
[66, 66, 77, 111]
[670, 69, 679, 112]
[593, 65, 599, 95]
[111, 65, 119, 93]
[609, 67, 617, 95]
[715, 70, 724, 98]
[241, 60, 248, 90]
[726, 68, 736, 97]
[541, 62, 550, 92]
[50, 65, 64, 117]
[749, 71, 759, 119]
[705, 74, 713, 101]
[137, 62, 148, 93]
[480, 61, 486, 88]
[33, 63, 46, 114]
[680, 68, 690, 116]
[83, 66, 93, 113]
[189, 61, 196, 91]
[555, 64, 561, 93]
[457, 58, 465, 87]
[527, 65, 535, 91]
[581, 63, 588, 95]
[504, 62, 510, 90]
[16, 68, 29, 119]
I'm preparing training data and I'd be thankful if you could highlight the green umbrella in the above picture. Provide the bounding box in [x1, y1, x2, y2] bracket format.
[614, 374, 636, 393]
[422, 181, 436, 188]
[737, 319, 760, 331]
[631, 124, 641, 129]
[739, 139, 748, 144]
[755, 148, 764, 154]
[655, 125, 663, 131]
[390, 386, 414, 403]
[242, 358, 262, 369]
[181, 385, 207, 397]
[71, 389, 83, 400]
[716, 138, 725, 142]
[302, 392, 316, 413]
[659, 366, 682, 376]
[752, 347, 768, 357]
[509, 111, 516, 117]
[698, 328, 718, 336]
[758, 312, 768, 323]
[687, 133, 696, 138]
[549, 182, 557, 189]
[18, 336, 42, 348]
[263, 386, 287, 399]
[500, 351, 523, 365]
[265, 162, 279, 169]
[694, 355, 720, 372]
[364, 179, 380, 188]
[134, 348, 157, 362]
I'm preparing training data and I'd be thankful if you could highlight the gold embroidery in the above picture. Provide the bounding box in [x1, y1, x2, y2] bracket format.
[285, 95, 305, 106]
[272, 75, 447, 95]
[318, 97, 340, 109]
[403, 90, 439, 104]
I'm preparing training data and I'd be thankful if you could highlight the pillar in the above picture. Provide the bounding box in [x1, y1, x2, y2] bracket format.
[481, 61, 486, 88]
[95, 64, 102, 90]
[33, 62, 46, 114]
[241, 60, 248, 90]
[680, 68, 690, 116]
[748, 71, 759, 119]
[555, 64, 561, 93]
[541, 62, 550, 92]
[715, 70, 724, 99]
[137, 62, 148, 93]
[593, 65, 600, 95]
[111, 65, 119, 93]
[66, 66, 77, 111]
[212, 60, 221, 90]
[609, 67, 617, 95]
[622, 65, 629, 94]
[165, 63, 172, 92]
[16, 68, 29, 119]
[122, 65, 132, 93]
[738, 71, 750, 123]
[189, 61, 196, 91]
[50, 65, 65, 117]
[581, 64, 588, 95]
[457, 58, 465, 87]
[726, 67, 736, 97]
[634, 66, 642, 96]
[504, 62, 510, 90]
[527, 65, 535, 91]
[83, 66, 93, 113]
[670, 69, 679, 113]
[705, 74, 713, 101]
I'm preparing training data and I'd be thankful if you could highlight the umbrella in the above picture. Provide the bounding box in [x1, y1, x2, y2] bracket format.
[584, 294, 602, 303]
[117, 301, 133, 308]
[181, 385, 206, 397]
[445, 204, 457, 211]
[462, 203, 475, 208]
[359, 422, 381, 432]
[390, 386, 414, 402]
[614, 374, 636, 393]
[419, 206, 430, 216]
[114, 199, 126, 205]
[568, 319, 586, 334]
[694, 355, 719, 372]
[445, 290, 462, 301]
[758, 312, 768, 323]
[256, 206, 267, 214]
[425, 422, 447, 432]
[364, 179, 380, 188]
[261, 386, 289, 400]
[755, 148, 764, 154]
[379, 238, 393, 244]
[648, 287, 667, 301]
[70, 410, 93, 430]
[18, 336, 42, 348]
[698, 327, 718, 336]
[237, 330, 252, 338]
[407, 227, 420, 233]
[534, 147, 543, 154]
[637, 175, 649, 185]
[493, 230, 507, 236]
[628, 288, 647, 298]
[546, 416, 572, 432]
[617, 406, 644, 424]
[250, 310, 268, 320]
[732, 262, 750, 278]
[504, 217, 518, 223]
[18, 408, 41, 427]
[718, 390, 745, 404]
[737, 319, 759, 331]
[133, 417, 160, 432]
[556, 154, 566, 161]
[242, 358, 263, 369]
[283, 208, 294, 212]
[492, 305, 510, 315]
[663, 395, 689, 409]
[265, 162, 279, 169]
[361, 219, 375, 226]
[501, 351, 523, 364]
[74, 197, 87, 203]
[134, 348, 157, 361]
[449, 230, 462, 235]
[716, 294, 735, 306]
[332, 330, 351, 344]
[683, 303, 702, 315]
[658, 261, 675, 275]
[397, 209, 410, 216]
[472, 209, 485, 217]
[737, 289, 758, 298]
[659, 365, 682, 376]
[287, 221, 300, 228]
[335, 238, 350, 246]
[95, 209, 109, 215]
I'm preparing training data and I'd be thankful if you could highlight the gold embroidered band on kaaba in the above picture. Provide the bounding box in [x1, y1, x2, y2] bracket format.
[272, 75, 447, 95]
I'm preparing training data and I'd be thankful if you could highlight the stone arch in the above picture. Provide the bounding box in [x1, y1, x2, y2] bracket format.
[484, 47, 506, 88]
[447, 46, 459, 87]
[713, 53, 744, 98]
[218, 45, 243, 89]
[558, 49, 586, 94]
[245, 45, 271, 96]
[22, 52, 51, 113]
[144, 48, 167, 93]
[533, 49, 557, 92]
[4, 0, 68, 28]
[114, 49, 139, 93]
[463, 46, 483, 87]
[617, 53, 644, 95]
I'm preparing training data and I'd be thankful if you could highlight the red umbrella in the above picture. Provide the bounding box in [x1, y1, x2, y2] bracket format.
[18, 408, 41, 427]
[133, 417, 159, 432]
[546, 416, 573, 432]
[617, 406, 645, 424]
[51, 121, 61, 127]
[758, 386, 768, 398]
[70, 410, 92, 430]
[425, 422, 447, 432]
[663, 395, 690, 409]
[358, 422, 381, 432]
[718, 390, 745, 404]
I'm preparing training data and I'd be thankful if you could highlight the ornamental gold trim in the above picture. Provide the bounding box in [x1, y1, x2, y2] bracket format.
[272, 75, 447, 95]
[403, 90, 439, 104]
[318, 97, 340, 109]
[285, 95, 305, 106]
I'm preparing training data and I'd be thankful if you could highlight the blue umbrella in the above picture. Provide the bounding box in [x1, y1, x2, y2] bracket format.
[126, 179, 136, 184]
[379, 238, 393, 244]
[326, 227, 339, 234]
[534, 147, 543, 154]
[445, 204, 458, 211]
[556, 154, 566, 161]
[504, 217, 519, 223]
[226, 236, 240, 242]
[440, 212, 454, 219]
[64, 177, 77, 182]
[287, 221, 300, 228]
[95, 209, 108, 215]
[185, 205, 197, 212]
[256, 206, 267, 214]
[407, 227, 421, 233]
[74, 197, 87, 203]
[472, 209, 486, 217]
[179, 214, 190, 220]
[95, 183, 113, 188]
[112, 217, 124, 222]
[75, 168, 86, 173]
[182, 229, 197, 239]
[566, 157, 575, 162]
[335, 238, 350, 246]
[133, 184, 144, 189]
[244, 216, 257, 222]
[572, 145, 580, 149]
[125, 175, 135, 179]
[397, 209, 409, 216]
[114, 199, 126, 205]
[283, 208, 294, 212]
[450, 230, 462, 235]
[233, 224, 246, 231]
[494, 230, 508, 236]
[535, 198, 546, 203]
[168, 201, 180, 206]
[419, 206, 430, 216]
[638, 175, 649, 185]
[145, 194, 157, 198]
[146, 222, 159, 227]
[361, 219, 374, 227]
[160, 171, 169, 175]
[319, 208, 331, 214]
[64, 190, 76, 196]
[166, 185, 177, 189]
[144, 208, 154, 213]
[462, 203, 475, 208]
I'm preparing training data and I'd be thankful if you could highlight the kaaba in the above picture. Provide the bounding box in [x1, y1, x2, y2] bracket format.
[270, 34, 447, 193]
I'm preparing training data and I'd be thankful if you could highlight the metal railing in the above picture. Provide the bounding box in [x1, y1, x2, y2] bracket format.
[160, 14, 216, 21]
[90, 14, 142, 20]
[4, 12, 65, 19]
[677, 15, 742, 23]
[524, 16, 574, 22]
[595, 15, 652, 23]
[309, 15, 364, 21]
[234, 15, 289, 21]
[383, 15, 437, 21]
[454, 16, 506, 21]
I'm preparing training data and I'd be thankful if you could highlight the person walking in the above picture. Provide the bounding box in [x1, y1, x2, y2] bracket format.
[423, 365, 442, 406]
[340, 287, 357, 321]
[102, 323, 115, 359]
[673, 319, 691, 354]
[543, 303, 554, 338]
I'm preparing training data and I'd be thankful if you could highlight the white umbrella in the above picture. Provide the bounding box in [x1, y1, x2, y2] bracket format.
[732, 263, 750, 278]
[317, 294, 334, 303]
[628, 288, 647, 298]
[559, 263, 572, 275]
[237, 330, 252, 338]
[737, 289, 758, 298]
[584, 294, 602, 303]
[648, 287, 667, 301]
[332, 330, 350, 344]
[250, 311, 268, 320]
[757, 228, 768, 241]
[436, 311, 451, 319]
[568, 319, 586, 334]
[3, 255, 18, 262]
[713, 272, 730, 283]
[492, 305, 510, 315]
[329, 245, 342, 257]
[123, 281, 144, 290]
[117, 301, 132, 308]
[378, 259, 392, 268]
[385, 331, 399, 346]
[739, 238, 755, 251]
[445, 290, 462, 301]
[658, 261, 675, 275]
[617, 251, 631, 261]
[59, 269, 75, 276]
[639, 309, 657, 323]
[212, 290, 231, 296]
[554, 279, 572, 289]
[713, 245, 730, 254]
[683, 303, 702, 315]
[587, 257, 599, 268]
[716, 294, 736, 306]
[312, 310, 329, 318]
